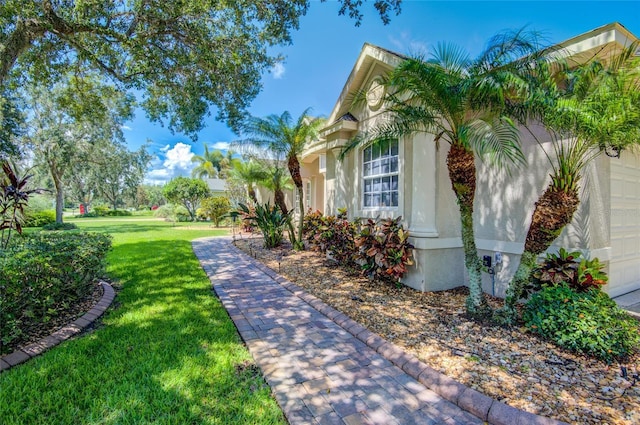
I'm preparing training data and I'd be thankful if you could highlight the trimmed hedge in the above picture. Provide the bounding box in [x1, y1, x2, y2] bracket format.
[0, 231, 112, 354]
[23, 210, 56, 228]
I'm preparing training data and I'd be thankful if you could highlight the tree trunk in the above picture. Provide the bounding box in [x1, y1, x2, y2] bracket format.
[288, 153, 304, 250]
[447, 143, 490, 317]
[274, 189, 288, 215]
[248, 184, 258, 204]
[499, 185, 580, 323]
[53, 175, 64, 224]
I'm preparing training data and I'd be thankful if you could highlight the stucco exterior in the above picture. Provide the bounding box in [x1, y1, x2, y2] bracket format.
[299, 22, 640, 298]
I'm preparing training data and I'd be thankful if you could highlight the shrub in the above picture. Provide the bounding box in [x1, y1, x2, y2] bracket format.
[0, 231, 112, 353]
[200, 196, 231, 227]
[153, 204, 190, 222]
[526, 248, 608, 297]
[93, 205, 110, 216]
[42, 222, 78, 231]
[302, 210, 357, 265]
[238, 202, 290, 248]
[23, 210, 56, 227]
[355, 216, 414, 283]
[523, 284, 639, 363]
[104, 209, 132, 217]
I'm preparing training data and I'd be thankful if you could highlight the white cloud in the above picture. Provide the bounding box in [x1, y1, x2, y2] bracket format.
[164, 142, 194, 170]
[272, 62, 285, 79]
[144, 142, 195, 184]
[388, 32, 429, 56]
[121, 125, 132, 131]
[211, 141, 230, 150]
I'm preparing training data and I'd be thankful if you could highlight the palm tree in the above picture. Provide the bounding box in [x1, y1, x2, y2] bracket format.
[499, 44, 640, 322]
[191, 145, 236, 179]
[236, 109, 323, 249]
[229, 159, 268, 204]
[260, 164, 294, 216]
[343, 30, 542, 317]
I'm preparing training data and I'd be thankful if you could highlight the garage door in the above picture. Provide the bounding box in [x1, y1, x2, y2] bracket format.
[609, 152, 640, 297]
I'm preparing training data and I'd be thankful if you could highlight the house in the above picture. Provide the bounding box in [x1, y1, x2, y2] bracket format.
[298, 22, 640, 298]
[205, 178, 227, 196]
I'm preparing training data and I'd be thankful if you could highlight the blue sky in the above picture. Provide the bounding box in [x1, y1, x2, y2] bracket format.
[131, 1, 640, 184]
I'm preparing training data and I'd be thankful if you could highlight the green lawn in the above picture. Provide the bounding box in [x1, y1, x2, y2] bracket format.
[0, 218, 284, 425]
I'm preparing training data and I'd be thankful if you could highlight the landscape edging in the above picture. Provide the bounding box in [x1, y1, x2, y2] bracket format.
[0, 281, 115, 373]
[227, 240, 569, 425]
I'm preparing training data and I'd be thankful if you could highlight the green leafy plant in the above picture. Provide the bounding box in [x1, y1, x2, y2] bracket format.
[200, 196, 231, 227]
[238, 202, 291, 248]
[23, 210, 56, 228]
[526, 248, 608, 297]
[42, 222, 79, 231]
[523, 284, 639, 363]
[0, 231, 111, 353]
[355, 216, 414, 284]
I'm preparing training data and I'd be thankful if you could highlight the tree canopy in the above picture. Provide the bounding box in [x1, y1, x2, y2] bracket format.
[1, 0, 402, 137]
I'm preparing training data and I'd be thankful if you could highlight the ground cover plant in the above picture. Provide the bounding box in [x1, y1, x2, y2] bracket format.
[0, 231, 111, 354]
[0, 217, 285, 425]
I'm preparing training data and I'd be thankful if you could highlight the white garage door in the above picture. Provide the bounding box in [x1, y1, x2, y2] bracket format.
[609, 151, 640, 297]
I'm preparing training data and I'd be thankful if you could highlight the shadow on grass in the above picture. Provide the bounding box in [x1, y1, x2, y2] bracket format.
[0, 237, 284, 425]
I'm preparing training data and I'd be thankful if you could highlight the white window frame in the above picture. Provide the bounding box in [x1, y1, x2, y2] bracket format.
[362, 139, 399, 209]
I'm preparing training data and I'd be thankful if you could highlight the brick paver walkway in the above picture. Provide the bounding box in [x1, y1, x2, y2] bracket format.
[193, 237, 484, 425]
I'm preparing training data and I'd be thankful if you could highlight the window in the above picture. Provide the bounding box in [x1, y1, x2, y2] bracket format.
[305, 181, 311, 209]
[363, 140, 399, 208]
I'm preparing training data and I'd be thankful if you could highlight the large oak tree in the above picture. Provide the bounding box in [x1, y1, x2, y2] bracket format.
[1, 0, 401, 138]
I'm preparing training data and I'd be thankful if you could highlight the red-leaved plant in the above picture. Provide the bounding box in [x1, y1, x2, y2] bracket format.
[355, 216, 414, 284]
[0, 161, 44, 249]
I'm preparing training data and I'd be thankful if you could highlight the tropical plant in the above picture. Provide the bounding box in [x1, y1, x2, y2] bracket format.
[0, 161, 44, 249]
[236, 109, 324, 250]
[525, 248, 608, 297]
[191, 145, 237, 179]
[355, 216, 414, 283]
[523, 284, 639, 363]
[200, 196, 231, 227]
[343, 30, 542, 316]
[238, 202, 291, 249]
[229, 159, 269, 204]
[500, 43, 640, 322]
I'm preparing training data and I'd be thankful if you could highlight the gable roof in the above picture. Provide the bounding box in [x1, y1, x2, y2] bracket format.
[325, 43, 405, 125]
[547, 22, 638, 65]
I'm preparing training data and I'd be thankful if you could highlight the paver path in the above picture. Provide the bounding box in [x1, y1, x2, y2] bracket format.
[193, 237, 483, 425]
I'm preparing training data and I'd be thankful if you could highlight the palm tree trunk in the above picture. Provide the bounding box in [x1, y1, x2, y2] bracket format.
[288, 153, 304, 250]
[274, 189, 288, 215]
[500, 185, 580, 323]
[248, 184, 258, 204]
[447, 143, 490, 317]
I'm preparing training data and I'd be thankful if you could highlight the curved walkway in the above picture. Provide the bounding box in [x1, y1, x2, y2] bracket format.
[194, 237, 566, 425]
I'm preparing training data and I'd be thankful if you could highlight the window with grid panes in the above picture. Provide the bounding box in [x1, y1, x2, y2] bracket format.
[363, 139, 399, 208]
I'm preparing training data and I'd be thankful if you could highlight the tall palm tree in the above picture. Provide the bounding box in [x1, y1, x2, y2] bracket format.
[191, 145, 236, 179]
[229, 159, 268, 204]
[499, 43, 640, 321]
[343, 30, 542, 317]
[236, 109, 323, 249]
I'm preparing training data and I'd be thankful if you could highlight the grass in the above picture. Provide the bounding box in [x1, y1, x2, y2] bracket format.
[0, 217, 284, 425]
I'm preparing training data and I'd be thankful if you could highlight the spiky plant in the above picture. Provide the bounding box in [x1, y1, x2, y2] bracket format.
[0, 161, 44, 249]
[235, 109, 323, 250]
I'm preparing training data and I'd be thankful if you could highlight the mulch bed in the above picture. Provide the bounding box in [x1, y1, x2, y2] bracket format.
[234, 235, 640, 425]
[2, 282, 104, 356]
